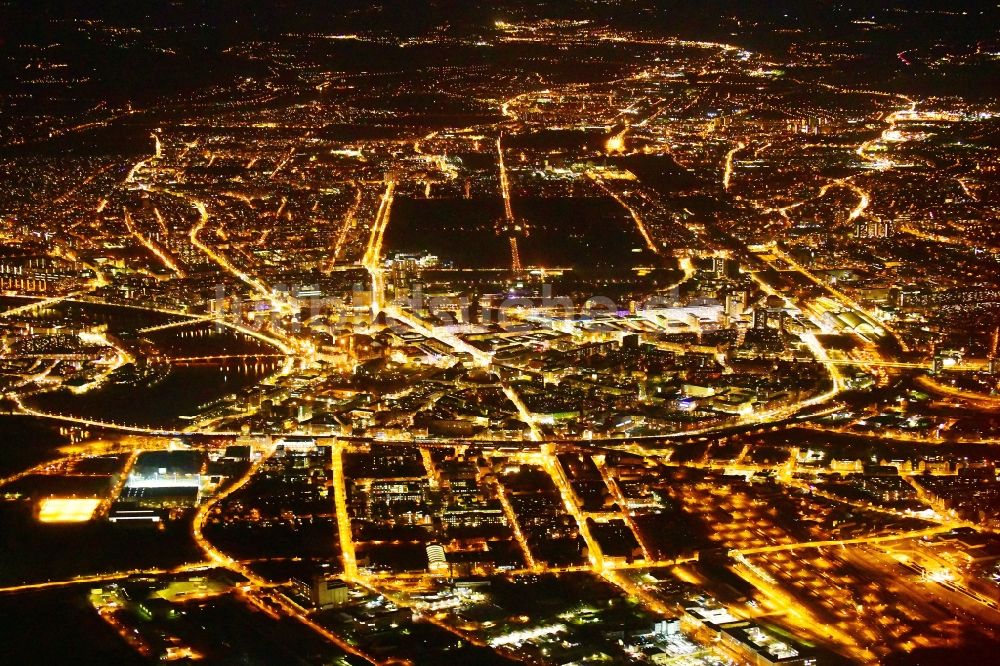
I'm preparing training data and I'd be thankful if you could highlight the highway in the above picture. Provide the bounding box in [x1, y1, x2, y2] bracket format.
[189, 199, 272, 301]
[0, 290, 90, 319]
[496, 136, 523, 272]
[123, 209, 186, 279]
[501, 382, 542, 441]
[542, 444, 605, 570]
[588, 173, 662, 255]
[593, 454, 655, 562]
[326, 181, 363, 270]
[722, 141, 746, 191]
[916, 374, 1000, 409]
[856, 95, 918, 168]
[362, 180, 396, 315]
[729, 525, 952, 558]
[331, 440, 359, 580]
[0, 562, 213, 596]
[489, 473, 539, 571]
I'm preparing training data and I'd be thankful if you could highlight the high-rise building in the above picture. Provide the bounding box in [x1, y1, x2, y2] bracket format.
[309, 575, 349, 608]
[426, 543, 448, 572]
[854, 219, 894, 239]
[753, 307, 769, 330]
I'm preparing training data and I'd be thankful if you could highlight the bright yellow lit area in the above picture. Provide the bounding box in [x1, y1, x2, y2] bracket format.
[37, 497, 101, 523]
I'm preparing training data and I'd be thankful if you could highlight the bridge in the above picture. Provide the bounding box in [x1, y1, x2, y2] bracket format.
[137, 318, 204, 334]
[163, 353, 287, 365]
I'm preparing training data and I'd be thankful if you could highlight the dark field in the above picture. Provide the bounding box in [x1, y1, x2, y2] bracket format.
[385, 195, 661, 274]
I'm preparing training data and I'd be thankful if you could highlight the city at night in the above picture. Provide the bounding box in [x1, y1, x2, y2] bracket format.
[1, 1, 1000, 664]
